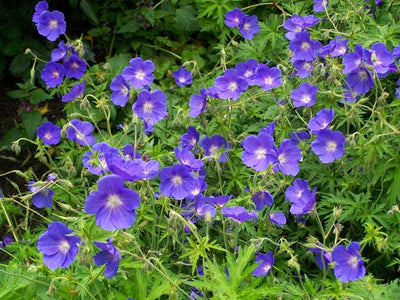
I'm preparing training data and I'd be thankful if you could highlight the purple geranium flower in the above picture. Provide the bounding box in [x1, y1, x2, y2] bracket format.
[308, 108, 334, 133]
[252, 191, 274, 210]
[342, 44, 364, 74]
[308, 246, 332, 270]
[239, 15, 260, 40]
[62, 81, 85, 102]
[110, 74, 131, 107]
[242, 132, 277, 171]
[289, 31, 321, 61]
[93, 238, 121, 278]
[225, 8, 245, 28]
[51, 40, 70, 62]
[290, 131, 310, 144]
[285, 178, 316, 215]
[32, 0, 48, 24]
[214, 69, 248, 101]
[64, 54, 87, 79]
[37, 10, 66, 41]
[235, 58, 259, 85]
[28, 181, 53, 208]
[172, 68, 193, 87]
[200, 135, 231, 162]
[104, 147, 144, 182]
[269, 212, 286, 226]
[140, 159, 160, 180]
[122, 57, 155, 89]
[313, 0, 328, 12]
[189, 88, 207, 118]
[283, 15, 320, 40]
[311, 129, 346, 163]
[82, 142, 114, 175]
[253, 251, 274, 277]
[36, 121, 61, 145]
[346, 67, 374, 94]
[37, 221, 81, 270]
[254, 64, 282, 90]
[174, 147, 204, 170]
[159, 164, 194, 200]
[222, 206, 258, 223]
[293, 60, 313, 78]
[85, 175, 140, 231]
[41, 61, 65, 88]
[364, 42, 394, 75]
[187, 176, 207, 200]
[332, 242, 366, 282]
[276, 139, 303, 176]
[132, 89, 167, 132]
[194, 197, 216, 220]
[291, 82, 318, 107]
[66, 119, 96, 146]
[180, 126, 200, 150]
[205, 194, 232, 207]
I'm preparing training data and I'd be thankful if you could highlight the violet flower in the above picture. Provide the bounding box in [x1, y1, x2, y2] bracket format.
[28, 181, 53, 208]
[64, 54, 87, 79]
[225, 8, 245, 28]
[66, 119, 96, 146]
[36, 121, 61, 145]
[159, 164, 195, 200]
[276, 139, 303, 176]
[239, 15, 260, 40]
[311, 129, 346, 163]
[291, 82, 318, 107]
[252, 191, 274, 210]
[289, 31, 321, 61]
[308, 108, 334, 133]
[122, 57, 155, 89]
[179, 126, 200, 150]
[214, 69, 248, 101]
[269, 212, 286, 226]
[189, 88, 207, 118]
[172, 68, 193, 87]
[332, 242, 366, 282]
[221, 206, 258, 223]
[41, 61, 65, 88]
[37, 10, 66, 42]
[37, 221, 81, 270]
[235, 58, 259, 85]
[62, 81, 85, 102]
[254, 64, 282, 91]
[93, 238, 121, 278]
[110, 74, 131, 107]
[253, 251, 274, 277]
[285, 178, 316, 215]
[200, 135, 231, 163]
[82, 142, 114, 175]
[85, 175, 140, 231]
[241, 132, 277, 171]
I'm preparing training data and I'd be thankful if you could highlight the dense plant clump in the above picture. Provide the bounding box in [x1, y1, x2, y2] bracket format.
[1, 0, 400, 299]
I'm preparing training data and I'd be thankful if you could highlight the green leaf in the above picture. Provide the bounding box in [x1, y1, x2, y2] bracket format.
[30, 89, 53, 104]
[80, 0, 99, 25]
[21, 110, 42, 139]
[117, 21, 140, 34]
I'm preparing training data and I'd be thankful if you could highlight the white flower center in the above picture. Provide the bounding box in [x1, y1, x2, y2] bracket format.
[71, 62, 79, 70]
[358, 70, 367, 80]
[243, 23, 250, 30]
[191, 188, 201, 196]
[303, 62, 311, 70]
[229, 82, 238, 91]
[255, 148, 266, 159]
[172, 175, 182, 186]
[44, 133, 52, 140]
[263, 264, 271, 273]
[278, 153, 286, 164]
[264, 77, 273, 85]
[348, 255, 359, 268]
[179, 77, 186, 83]
[327, 141, 337, 152]
[338, 47, 346, 54]
[301, 42, 310, 50]
[52, 71, 59, 79]
[58, 240, 70, 253]
[135, 71, 145, 80]
[143, 102, 153, 113]
[302, 95, 311, 103]
[244, 70, 253, 78]
[107, 194, 122, 209]
[50, 20, 58, 29]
